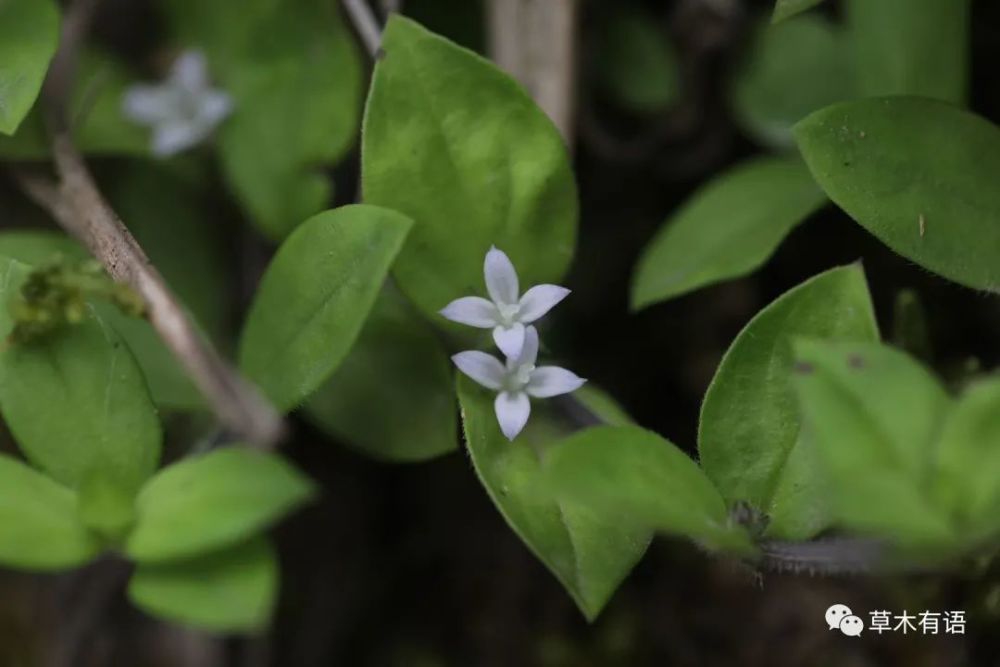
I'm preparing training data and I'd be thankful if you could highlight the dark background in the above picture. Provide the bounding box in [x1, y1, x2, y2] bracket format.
[3, 0, 1000, 665]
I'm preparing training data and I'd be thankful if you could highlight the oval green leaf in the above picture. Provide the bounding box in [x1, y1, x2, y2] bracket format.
[0, 308, 162, 495]
[698, 265, 879, 540]
[792, 340, 954, 547]
[126, 448, 315, 563]
[458, 377, 649, 621]
[128, 537, 277, 633]
[239, 204, 412, 411]
[795, 97, 1000, 293]
[0, 454, 101, 570]
[304, 289, 457, 463]
[731, 15, 855, 150]
[362, 15, 578, 319]
[0, 0, 59, 135]
[544, 426, 753, 554]
[631, 156, 825, 308]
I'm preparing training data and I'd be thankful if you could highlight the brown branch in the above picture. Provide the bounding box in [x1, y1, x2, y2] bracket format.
[16, 0, 285, 448]
[487, 0, 579, 144]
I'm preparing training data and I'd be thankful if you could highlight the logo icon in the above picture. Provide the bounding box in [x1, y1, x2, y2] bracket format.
[826, 603, 864, 636]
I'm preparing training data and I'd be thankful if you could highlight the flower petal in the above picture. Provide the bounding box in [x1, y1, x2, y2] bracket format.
[200, 90, 233, 126]
[526, 366, 587, 398]
[493, 323, 526, 359]
[518, 284, 570, 323]
[514, 325, 540, 367]
[452, 351, 506, 390]
[171, 50, 209, 93]
[495, 391, 531, 440]
[484, 246, 519, 306]
[121, 85, 176, 125]
[151, 121, 204, 157]
[440, 296, 499, 328]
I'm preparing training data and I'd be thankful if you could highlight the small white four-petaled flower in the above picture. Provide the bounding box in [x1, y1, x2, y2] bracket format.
[440, 246, 570, 359]
[453, 326, 586, 440]
[122, 50, 233, 157]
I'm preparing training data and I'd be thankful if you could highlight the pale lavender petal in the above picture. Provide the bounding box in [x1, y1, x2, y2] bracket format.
[484, 246, 519, 306]
[200, 90, 233, 126]
[514, 325, 539, 367]
[440, 296, 499, 328]
[493, 322, 525, 359]
[526, 366, 587, 398]
[171, 50, 209, 93]
[518, 284, 570, 323]
[452, 351, 505, 390]
[151, 121, 203, 157]
[495, 391, 531, 440]
[121, 85, 175, 125]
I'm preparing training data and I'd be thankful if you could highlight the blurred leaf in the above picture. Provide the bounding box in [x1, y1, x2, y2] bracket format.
[772, 0, 825, 23]
[0, 50, 149, 158]
[795, 97, 1000, 293]
[731, 15, 854, 149]
[126, 448, 315, 563]
[545, 426, 754, 553]
[932, 377, 1000, 543]
[597, 10, 678, 114]
[186, 0, 364, 239]
[892, 289, 932, 361]
[846, 0, 969, 103]
[571, 385, 634, 427]
[0, 454, 100, 570]
[0, 0, 59, 134]
[792, 340, 954, 547]
[362, 16, 577, 319]
[128, 536, 277, 632]
[304, 289, 457, 463]
[0, 256, 32, 338]
[239, 205, 411, 412]
[698, 265, 879, 540]
[0, 308, 161, 496]
[631, 156, 825, 308]
[0, 230, 85, 265]
[458, 377, 650, 621]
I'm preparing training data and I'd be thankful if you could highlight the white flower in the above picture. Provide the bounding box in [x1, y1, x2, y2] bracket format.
[453, 326, 586, 440]
[122, 50, 233, 157]
[440, 246, 570, 359]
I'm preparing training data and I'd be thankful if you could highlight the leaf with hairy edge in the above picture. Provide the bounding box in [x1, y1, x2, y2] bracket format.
[698, 265, 879, 540]
[0, 0, 59, 135]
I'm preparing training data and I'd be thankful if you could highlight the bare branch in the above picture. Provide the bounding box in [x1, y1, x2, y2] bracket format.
[487, 0, 579, 144]
[17, 0, 285, 448]
[341, 0, 383, 57]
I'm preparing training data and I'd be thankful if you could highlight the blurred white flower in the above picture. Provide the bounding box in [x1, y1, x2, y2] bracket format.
[440, 246, 570, 358]
[122, 50, 232, 157]
[453, 326, 586, 440]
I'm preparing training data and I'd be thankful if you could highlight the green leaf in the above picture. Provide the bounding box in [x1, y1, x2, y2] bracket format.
[128, 537, 277, 633]
[545, 426, 753, 553]
[731, 15, 855, 150]
[0, 255, 32, 338]
[892, 289, 932, 361]
[362, 16, 578, 319]
[846, 0, 969, 103]
[0, 309, 162, 495]
[792, 340, 954, 546]
[126, 448, 315, 563]
[932, 377, 1000, 542]
[795, 97, 1000, 293]
[631, 157, 825, 308]
[458, 377, 649, 620]
[571, 385, 634, 427]
[210, 0, 364, 238]
[239, 205, 412, 412]
[0, 0, 59, 134]
[698, 265, 879, 540]
[771, 0, 825, 23]
[597, 10, 679, 114]
[0, 229, 85, 265]
[0, 454, 100, 570]
[304, 289, 457, 462]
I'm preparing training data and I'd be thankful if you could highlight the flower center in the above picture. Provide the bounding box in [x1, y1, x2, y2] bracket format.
[496, 302, 520, 326]
[504, 363, 534, 393]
